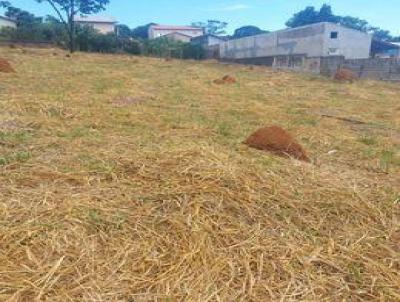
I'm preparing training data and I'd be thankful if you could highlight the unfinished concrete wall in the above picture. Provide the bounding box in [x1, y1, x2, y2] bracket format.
[220, 23, 326, 60]
[320, 56, 400, 80]
[220, 22, 372, 61]
[323, 23, 372, 59]
[0, 17, 16, 29]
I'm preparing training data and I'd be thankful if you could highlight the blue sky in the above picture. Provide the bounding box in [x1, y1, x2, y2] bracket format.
[3, 0, 400, 36]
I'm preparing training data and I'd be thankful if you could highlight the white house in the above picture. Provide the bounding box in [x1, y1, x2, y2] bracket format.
[74, 16, 117, 34]
[0, 15, 16, 29]
[148, 25, 204, 40]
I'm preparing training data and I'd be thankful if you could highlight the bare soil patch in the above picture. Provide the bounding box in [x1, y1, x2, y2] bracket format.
[0, 57, 15, 73]
[0, 120, 22, 131]
[245, 126, 310, 162]
[213, 75, 237, 85]
[334, 68, 357, 82]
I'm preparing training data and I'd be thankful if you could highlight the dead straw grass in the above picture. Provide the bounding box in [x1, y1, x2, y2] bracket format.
[0, 48, 399, 301]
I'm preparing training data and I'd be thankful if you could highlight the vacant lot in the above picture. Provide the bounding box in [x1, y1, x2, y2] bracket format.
[0, 48, 399, 301]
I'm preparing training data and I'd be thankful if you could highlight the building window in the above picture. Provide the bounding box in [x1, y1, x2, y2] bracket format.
[330, 31, 338, 39]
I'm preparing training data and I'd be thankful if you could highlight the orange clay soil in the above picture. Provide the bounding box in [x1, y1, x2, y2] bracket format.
[213, 75, 237, 84]
[334, 68, 357, 82]
[244, 125, 310, 162]
[0, 58, 15, 73]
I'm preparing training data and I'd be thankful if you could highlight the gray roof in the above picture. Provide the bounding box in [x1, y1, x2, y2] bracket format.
[74, 15, 117, 23]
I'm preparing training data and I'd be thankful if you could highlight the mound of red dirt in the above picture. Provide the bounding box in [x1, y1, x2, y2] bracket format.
[0, 58, 15, 73]
[213, 75, 237, 85]
[334, 69, 357, 82]
[222, 75, 237, 83]
[244, 126, 310, 162]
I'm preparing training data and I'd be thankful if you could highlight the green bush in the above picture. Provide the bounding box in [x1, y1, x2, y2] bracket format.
[1, 22, 205, 60]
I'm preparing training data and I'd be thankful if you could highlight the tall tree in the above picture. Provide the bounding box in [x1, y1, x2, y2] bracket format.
[131, 23, 156, 39]
[316, 4, 338, 23]
[116, 24, 131, 39]
[0, 1, 10, 8]
[3, 5, 42, 26]
[35, 0, 110, 52]
[233, 26, 267, 39]
[192, 20, 228, 35]
[338, 16, 369, 32]
[369, 28, 392, 41]
[286, 4, 393, 41]
[285, 6, 319, 28]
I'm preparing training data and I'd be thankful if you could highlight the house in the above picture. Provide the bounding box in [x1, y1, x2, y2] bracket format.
[371, 40, 400, 58]
[148, 25, 204, 40]
[162, 32, 193, 43]
[74, 16, 117, 34]
[0, 15, 16, 29]
[191, 34, 227, 47]
[220, 22, 373, 63]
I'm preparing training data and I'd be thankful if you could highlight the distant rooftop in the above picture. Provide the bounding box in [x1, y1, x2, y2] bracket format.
[164, 32, 193, 38]
[191, 34, 228, 41]
[74, 15, 117, 23]
[151, 25, 203, 31]
[0, 15, 16, 22]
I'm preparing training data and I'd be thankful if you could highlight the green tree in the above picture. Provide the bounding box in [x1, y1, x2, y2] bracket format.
[0, 1, 10, 8]
[35, 0, 111, 53]
[192, 20, 228, 35]
[285, 6, 319, 28]
[116, 24, 131, 39]
[131, 23, 156, 39]
[286, 4, 393, 41]
[316, 4, 339, 23]
[233, 26, 267, 38]
[338, 16, 369, 32]
[1, 2, 42, 26]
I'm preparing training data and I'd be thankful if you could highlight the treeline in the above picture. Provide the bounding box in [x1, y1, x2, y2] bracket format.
[0, 11, 205, 58]
[286, 4, 399, 42]
[1, 2, 399, 57]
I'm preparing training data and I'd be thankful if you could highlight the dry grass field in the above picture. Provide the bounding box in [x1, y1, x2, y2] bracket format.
[0, 47, 399, 301]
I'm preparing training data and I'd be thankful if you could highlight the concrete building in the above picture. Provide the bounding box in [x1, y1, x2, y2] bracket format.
[220, 22, 373, 63]
[371, 40, 400, 58]
[162, 32, 193, 43]
[74, 16, 117, 34]
[148, 25, 204, 40]
[0, 15, 16, 29]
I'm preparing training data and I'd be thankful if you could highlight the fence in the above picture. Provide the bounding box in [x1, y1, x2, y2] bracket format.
[320, 56, 400, 81]
[219, 54, 400, 81]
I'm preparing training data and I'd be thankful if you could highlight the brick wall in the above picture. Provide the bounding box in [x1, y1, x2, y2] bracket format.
[321, 56, 400, 80]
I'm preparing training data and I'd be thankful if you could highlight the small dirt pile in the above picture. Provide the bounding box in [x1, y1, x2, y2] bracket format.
[0, 58, 15, 73]
[334, 69, 357, 82]
[213, 75, 237, 85]
[244, 126, 310, 162]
